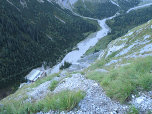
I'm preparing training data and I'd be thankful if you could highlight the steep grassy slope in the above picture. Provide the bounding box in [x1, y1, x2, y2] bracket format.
[87, 19, 152, 102]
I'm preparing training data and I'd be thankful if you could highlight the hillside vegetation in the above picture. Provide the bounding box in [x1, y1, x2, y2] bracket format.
[1, 1, 152, 113]
[0, 0, 144, 90]
[0, 0, 98, 89]
[73, 0, 119, 19]
[0, 17, 152, 114]
[87, 19, 152, 103]
[85, 4, 152, 55]
[60, 0, 141, 19]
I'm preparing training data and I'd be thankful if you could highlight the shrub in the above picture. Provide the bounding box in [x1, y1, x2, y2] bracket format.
[0, 90, 85, 113]
[59, 61, 72, 70]
[41, 90, 85, 112]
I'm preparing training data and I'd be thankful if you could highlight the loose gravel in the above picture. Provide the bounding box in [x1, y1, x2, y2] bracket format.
[42, 73, 129, 114]
[35, 72, 152, 114]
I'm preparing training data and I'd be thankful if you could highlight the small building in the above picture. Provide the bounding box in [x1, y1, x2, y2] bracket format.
[25, 69, 45, 82]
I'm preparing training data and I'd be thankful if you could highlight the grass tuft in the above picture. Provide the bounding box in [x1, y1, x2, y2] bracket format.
[102, 56, 152, 102]
[41, 90, 85, 112]
[87, 56, 152, 103]
[128, 105, 139, 114]
[0, 90, 85, 114]
[49, 80, 58, 91]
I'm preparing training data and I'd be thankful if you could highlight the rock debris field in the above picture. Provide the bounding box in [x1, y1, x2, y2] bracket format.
[27, 70, 152, 114]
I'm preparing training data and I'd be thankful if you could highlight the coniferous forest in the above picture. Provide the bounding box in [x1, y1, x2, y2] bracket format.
[75, 1, 119, 19]
[0, 0, 142, 90]
[73, 0, 140, 19]
[106, 5, 152, 41]
[0, 0, 98, 89]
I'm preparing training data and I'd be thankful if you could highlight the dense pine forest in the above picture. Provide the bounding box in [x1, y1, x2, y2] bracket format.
[73, 0, 140, 19]
[118, 0, 140, 12]
[75, 1, 119, 19]
[0, 0, 98, 89]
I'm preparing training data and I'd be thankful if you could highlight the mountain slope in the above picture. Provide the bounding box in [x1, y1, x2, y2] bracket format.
[0, 0, 98, 89]
[0, 0, 143, 89]
[98, 17, 152, 60]
[50, 0, 142, 19]
[89, 18, 152, 103]
[84, 4, 152, 55]
[0, 16, 152, 114]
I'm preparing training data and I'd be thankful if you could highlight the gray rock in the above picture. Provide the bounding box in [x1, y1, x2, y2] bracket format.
[35, 72, 152, 114]
[52, 73, 128, 114]
[130, 91, 152, 113]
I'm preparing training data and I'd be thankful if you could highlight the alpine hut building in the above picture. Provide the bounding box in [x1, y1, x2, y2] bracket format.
[25, 69, 45, 82]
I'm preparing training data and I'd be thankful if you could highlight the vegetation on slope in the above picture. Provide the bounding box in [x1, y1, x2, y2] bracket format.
[86, 19, 152, 103]
[72, 0, 141, 19]
[85, 5, 152, 55]
[107, 5, 152, 41]
[74, 0, 119, 19]
[103, 56, 152, 102]
[118, 0, 140, 12]
[49, 80, 59, 91]
[87, 56, 152, 103]
[0, 72, 85, 113]
[0, 90, 85, 113]
[0, 0, 98, 89]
